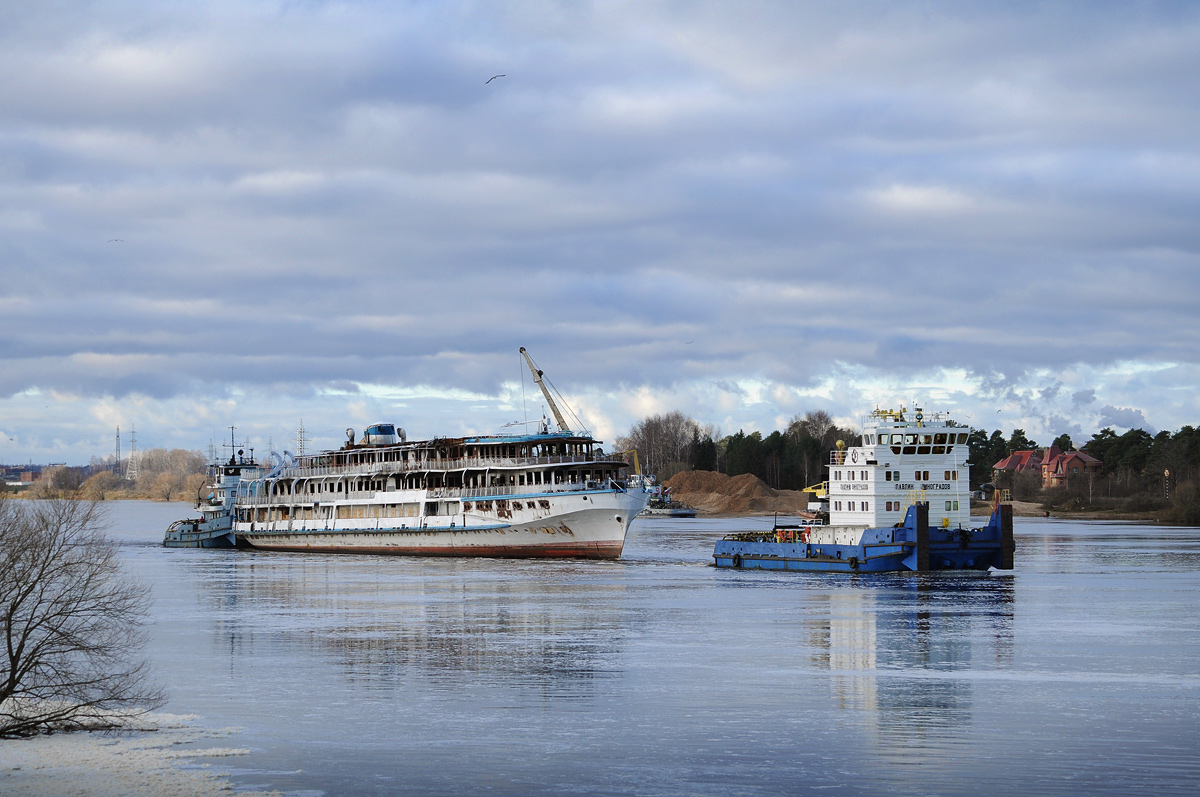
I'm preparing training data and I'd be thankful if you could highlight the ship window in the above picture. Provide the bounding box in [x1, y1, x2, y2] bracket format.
[923, 471, 930, 480]
[921, 434, 933, 445]
[918, 446, 931, 454]
[914, 471, 921, 480]
[957, 434, 968, 444]
[903, 446, 916, 455]
[861, 501, 868, 511]
[885, 471, 892, 481]
[904, 434, 916, 445]
[934, 433, 947, 444]
[861, 470, 868, 480]
[952, 470, 958, 480]
[953, 501, 959, 510]
[892, 434, 903, 444]
[849, 471, 854, 481]
[944, 471, 951, 480]
[946, 501, 952, 511]
[932, 445, 945, 454]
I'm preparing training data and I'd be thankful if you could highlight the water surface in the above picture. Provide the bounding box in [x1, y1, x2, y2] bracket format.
[110, 503, 1199, 795]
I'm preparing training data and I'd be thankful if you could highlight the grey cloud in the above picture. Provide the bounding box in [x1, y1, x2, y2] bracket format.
[2, 2, 1199, 461]
[1098, 405, 1157, 435]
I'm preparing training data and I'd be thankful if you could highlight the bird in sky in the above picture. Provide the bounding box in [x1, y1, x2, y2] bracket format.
[485, 74, 505, 84]
[108, 239, 124, 242]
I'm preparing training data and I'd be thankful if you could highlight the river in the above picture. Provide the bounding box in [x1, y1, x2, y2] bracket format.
[108, 501, 1198, 795]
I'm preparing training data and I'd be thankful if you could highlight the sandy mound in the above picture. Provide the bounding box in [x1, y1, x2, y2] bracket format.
[664, 471, 811, 516]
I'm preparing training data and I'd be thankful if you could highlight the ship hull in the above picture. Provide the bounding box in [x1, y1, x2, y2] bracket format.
[713, 503, 1015, 573]
[237, 491, 645, 559]
[163, 518, 236, 549]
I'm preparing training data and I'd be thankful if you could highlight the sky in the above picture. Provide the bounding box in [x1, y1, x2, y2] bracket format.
[2, 1, 1199, 466]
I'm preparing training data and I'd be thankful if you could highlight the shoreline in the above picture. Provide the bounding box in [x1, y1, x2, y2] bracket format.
[0, 713, 274, 797]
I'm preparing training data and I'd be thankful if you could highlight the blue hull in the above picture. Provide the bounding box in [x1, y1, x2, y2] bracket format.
[713, 503, 1014, 573]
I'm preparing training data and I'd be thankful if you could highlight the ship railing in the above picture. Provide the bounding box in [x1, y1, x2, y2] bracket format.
[829, 451, 846, 465]
[271, 453, 622, 481]
[234, 480, 625, 507]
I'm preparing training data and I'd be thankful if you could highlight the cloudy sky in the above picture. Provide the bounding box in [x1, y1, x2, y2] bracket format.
[2, 1, 1198, 465]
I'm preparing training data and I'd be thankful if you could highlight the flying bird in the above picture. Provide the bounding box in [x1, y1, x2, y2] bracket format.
[108, 239, 124, 242]
[485, 74, 506, 84]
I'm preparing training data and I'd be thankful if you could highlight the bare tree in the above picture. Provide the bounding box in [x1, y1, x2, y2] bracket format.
[0, 499, 163, 737]
[617, 411, 709, 478]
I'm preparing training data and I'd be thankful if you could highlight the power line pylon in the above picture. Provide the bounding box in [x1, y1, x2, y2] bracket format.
[114, 426, 122, 475]
[126, 425, 139, 481]
[295, 419, 309, 456]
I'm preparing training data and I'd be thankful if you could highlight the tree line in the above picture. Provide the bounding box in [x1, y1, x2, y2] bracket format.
[617, 411, 1200, 523]
[4, 448, 209, 502]
[615, 409, 857, 491]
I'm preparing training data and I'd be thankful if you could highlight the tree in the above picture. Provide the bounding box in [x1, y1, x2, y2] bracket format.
[1007, 429, 1038, 454]
[1052, 433, 1073, 452]
[81, 471, 123, 501]
[1, 500, 163, 737]
[616, 411, 713, 479]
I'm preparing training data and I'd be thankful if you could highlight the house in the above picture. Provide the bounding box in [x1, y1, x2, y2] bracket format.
[993, 448, 1050, 477]
[994, 446, 1103, 488]
[1040, 450, 1102, 488]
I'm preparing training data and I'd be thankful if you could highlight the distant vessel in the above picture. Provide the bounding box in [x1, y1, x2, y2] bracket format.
[166, 349, 649, 558]
[713, 407, 1015, 572]
[638, 482, 697, 518]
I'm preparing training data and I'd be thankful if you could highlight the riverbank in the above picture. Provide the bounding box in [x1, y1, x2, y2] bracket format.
[0, 713, 273, 796]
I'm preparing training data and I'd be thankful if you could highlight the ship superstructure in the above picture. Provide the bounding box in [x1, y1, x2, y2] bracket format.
[828, 407, 972, 531]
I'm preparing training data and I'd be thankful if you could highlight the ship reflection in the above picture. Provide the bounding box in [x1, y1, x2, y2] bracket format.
[194, 554, 636, 699]
[806, 575, 1014, 759]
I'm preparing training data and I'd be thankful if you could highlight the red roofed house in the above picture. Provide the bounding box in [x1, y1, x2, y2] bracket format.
[993, 448, 1050, 478]
[1040, 449, 1102, 488]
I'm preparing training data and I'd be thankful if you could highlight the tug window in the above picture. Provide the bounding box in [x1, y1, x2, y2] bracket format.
[957, 434, 968, 444]
[934, 433, 947, 444]
[885, 471, 892, 481]
[923, 471, 930, 480]
[945, 470, 951, 480]
[946, 501, 953, 511]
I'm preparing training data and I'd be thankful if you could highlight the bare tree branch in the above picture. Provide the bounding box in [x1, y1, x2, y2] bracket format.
[0, 499, 163, 737]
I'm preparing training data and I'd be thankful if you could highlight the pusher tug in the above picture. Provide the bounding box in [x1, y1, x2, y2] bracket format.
[712, 407, 1015, 572]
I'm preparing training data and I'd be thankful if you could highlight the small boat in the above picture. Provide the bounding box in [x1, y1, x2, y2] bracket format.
[638, 482, 697, 517]
[163, 436, 257, 548]
[713, 407, 1015, 572]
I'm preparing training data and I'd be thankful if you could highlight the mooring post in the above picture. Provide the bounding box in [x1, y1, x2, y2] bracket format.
[1000, 503, 1015, 570]
[913, 502, 930, 572]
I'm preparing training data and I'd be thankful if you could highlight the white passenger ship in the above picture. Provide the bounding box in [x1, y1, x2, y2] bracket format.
[228, 349, 649, 559]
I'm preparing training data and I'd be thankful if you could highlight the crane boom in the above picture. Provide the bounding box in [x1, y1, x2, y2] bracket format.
[520, 347, 570, 433]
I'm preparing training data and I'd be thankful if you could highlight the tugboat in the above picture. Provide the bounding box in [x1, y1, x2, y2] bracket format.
[163, 430, 257, 548]
[713, 407, 1015, 572]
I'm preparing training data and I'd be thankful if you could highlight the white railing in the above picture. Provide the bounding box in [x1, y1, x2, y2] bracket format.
[271, 452, 627, 481]
[235, 479, 625, 507]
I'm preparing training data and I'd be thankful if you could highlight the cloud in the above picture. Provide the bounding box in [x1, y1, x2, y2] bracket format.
[1097, 405, 1157, 435]
[1, 2, 1198, 463]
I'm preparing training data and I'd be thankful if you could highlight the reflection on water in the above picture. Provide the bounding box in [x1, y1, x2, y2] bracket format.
[200, 554, 637, 697]
[802, 576, 1015, 761]
[103, 504, 1200, 796]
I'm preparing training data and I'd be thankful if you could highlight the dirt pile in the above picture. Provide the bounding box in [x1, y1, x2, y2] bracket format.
[663, 470, 810, 516]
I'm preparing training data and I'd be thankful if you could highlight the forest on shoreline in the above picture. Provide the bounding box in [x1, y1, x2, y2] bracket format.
[616, 411, 1200, 525]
